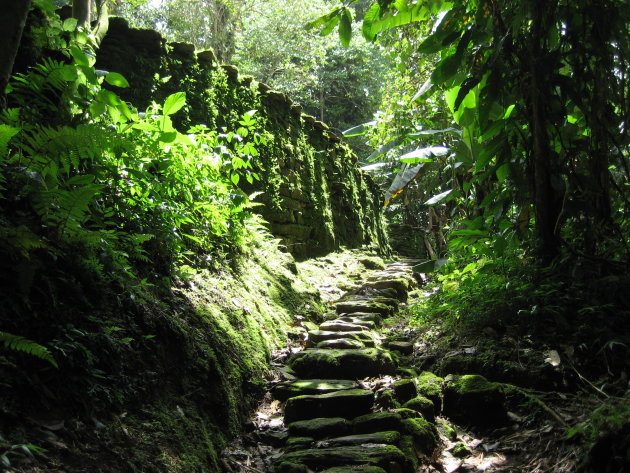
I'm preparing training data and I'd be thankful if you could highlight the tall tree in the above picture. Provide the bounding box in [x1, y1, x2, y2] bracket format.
[0, 0, 32, 110]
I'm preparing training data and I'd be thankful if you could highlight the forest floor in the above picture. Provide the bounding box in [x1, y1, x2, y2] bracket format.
[221, 249, 629, 473]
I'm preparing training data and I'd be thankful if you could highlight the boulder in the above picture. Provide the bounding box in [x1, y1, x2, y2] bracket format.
[442, 374, 507, 428]
[403, 396, 435, 422]
[284, 388, 374, 423]
[401, 417, 439, 456]
[392, 379, 417, 403]
[289, 349, 396, 379]
[387, 341, 414, 355]
[416, 371, 444, 409]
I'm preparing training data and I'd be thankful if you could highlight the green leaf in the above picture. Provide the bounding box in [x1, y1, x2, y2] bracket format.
[496, 163, 509, 182]
[412, 258, 449, 273]
[162, 92, 186, 116]
[104, 72, 130, 88]
[400, 146, 449, 163]
[339, 8, 353, 47]
[342, 121, 376, 137]
[70, 45, 92, 67]
[425, 189, 454, 205]
[431, 51, 464, 85]
[62, 17, 78, 32]
[0, 124, 20, 157]
[231, 173, 240, 185]
[96, 89, 123, 107]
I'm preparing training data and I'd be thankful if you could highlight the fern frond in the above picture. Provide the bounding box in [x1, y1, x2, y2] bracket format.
[0, 331, 58, 368]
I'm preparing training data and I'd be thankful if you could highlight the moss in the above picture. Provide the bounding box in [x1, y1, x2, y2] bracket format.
[359, 256, 386, 270]
[403, 396, 435, 422]
[397, 435, 420, 472]
[442, 374, 507, 427]
[451, 442, 471, 458]
[438, 419, 458, 441]
[416, 371, 444, 408]
[402, 418, 440, 456]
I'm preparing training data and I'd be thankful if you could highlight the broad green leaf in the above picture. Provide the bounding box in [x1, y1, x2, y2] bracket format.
[431, 51, 464, 85]
[400, 146, 449, 163]
[425, 189, 454, 205]
[343, 121, 376, 137]
[0, 124, 20, 157]
[363, 3, 427, 42]
[104, 72, 130, 88]
[96, 89, 123, 106]
[496, 163, 509, 182]
[409, 79, 433, 103]
[60, 65, 79, 81]
[63, 17, 78, 32]
[70, 45, 92, 67]
[163, 92, 186, 116]
[413, 258, 449, 273]
[339, 8, 353, 47]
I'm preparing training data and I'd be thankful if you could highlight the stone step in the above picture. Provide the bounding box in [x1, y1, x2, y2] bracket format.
[335, 317, 377, 330]
[316, 338, 365, 349]
[341, 312, 382, 324]
[284, 388, 374, 423]
[319, 320, 369, 332]
[288, 417, 351, 439]
[274, 444, 411, 473]
[338, 295, 400, 309]
[289, 348, 396, 379]
[273, 379, 359, 402]
[315, 430, 401, 448]
[335, 300, 395, 316]
[322, 467, 387, 473]
[307, 330, 375, 346]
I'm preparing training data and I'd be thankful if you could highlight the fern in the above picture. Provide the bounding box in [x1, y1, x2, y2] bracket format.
[0, 331, 58, 368]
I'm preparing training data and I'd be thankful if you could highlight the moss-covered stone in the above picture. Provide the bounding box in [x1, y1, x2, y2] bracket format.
[450, 442, 471, 458]
[288, 417, 351, 439]
[288, 348, 396, 379]
[403, 396, 435, 422]
[376, 389, 400, 410]
[392, 379, 417, 404]
[442, 374, 507, 428]
[397, 435, 420, 472]
[359, 256, 386, 270]
[284, 389, 374, 423]
[274, 445, 410, 473]
[335, 301, 394, 316]
[286, 437, 314, 451]
[391, 408, 422, 419]
[273, 379, 358, 401]
[317, 431, 401, 447]
[353, 412, 404, 434]
[307, 330, 373, 345]
[321, 467, 387, 473]
[316, 338, 365, 349]
[416, 371, 444, 409]
[401, 418, 440, 456]
[438, 419, 458, 441]
[319, 320, 369, 332]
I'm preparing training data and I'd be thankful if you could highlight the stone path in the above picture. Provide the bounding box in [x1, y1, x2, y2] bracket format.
[270, 259, 441, 473]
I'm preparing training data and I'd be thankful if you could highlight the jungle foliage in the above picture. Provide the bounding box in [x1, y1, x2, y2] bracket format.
[312, 0, 629, 267]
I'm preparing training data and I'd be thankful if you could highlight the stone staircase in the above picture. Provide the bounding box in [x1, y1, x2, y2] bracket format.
[270, 260, 440, 473]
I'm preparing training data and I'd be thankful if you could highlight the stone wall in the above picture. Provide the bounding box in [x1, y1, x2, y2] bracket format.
[95, 18, 388, 259]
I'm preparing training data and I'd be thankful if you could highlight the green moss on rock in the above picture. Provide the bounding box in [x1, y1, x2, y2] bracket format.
[401, 418, 440, 456]
[442, 374, 507, 428]
[403, 395, 435, 422]
[416, 371, 444, 409]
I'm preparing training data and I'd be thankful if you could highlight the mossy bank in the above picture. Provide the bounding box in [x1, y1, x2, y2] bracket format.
[0, 226, 323, 472]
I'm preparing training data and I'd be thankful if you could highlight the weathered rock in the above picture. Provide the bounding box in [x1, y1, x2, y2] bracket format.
[289, 349, 396, 379]
[307, 330, 373, 345]
[288, 417, 351, 439]
[387, 341, 414, 355]
[450, 442, 471, 458]
[364, 279, 409, 301]
[317, 338, 365, 350]
[274, 445, 410, 473]
[284, 389, 374, 423]
[359, 256, 386, 270]
[335, 301, 394, 316]
[339, 295, 400, 309]
[316, 431, 401, 448]
[401, 417, 440, 456]
[416, 371, 444, 409]
[273, 379, 358, 401]
[403, 396, 435, 422]
[391, 408, 422, 419]
[286, 437, 314, 451]
[319, 321, 369, 332]
[392, 379, 417, 403]
[342, 312, 382, 324]
[336, 317, 377, 330]
[442, 374, 507, 427]
[353, 412, 404, 434]
[375, 390, 400, 410]
[321, 467, 387, 473]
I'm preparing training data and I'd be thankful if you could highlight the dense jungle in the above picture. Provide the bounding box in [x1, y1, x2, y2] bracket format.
[0, 1, 628, 473]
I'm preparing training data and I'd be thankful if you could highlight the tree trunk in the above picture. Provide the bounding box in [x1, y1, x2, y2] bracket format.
[0, 0, 32, 110]
[529, 0, 561, 263]
[73, 0, 91, 28]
